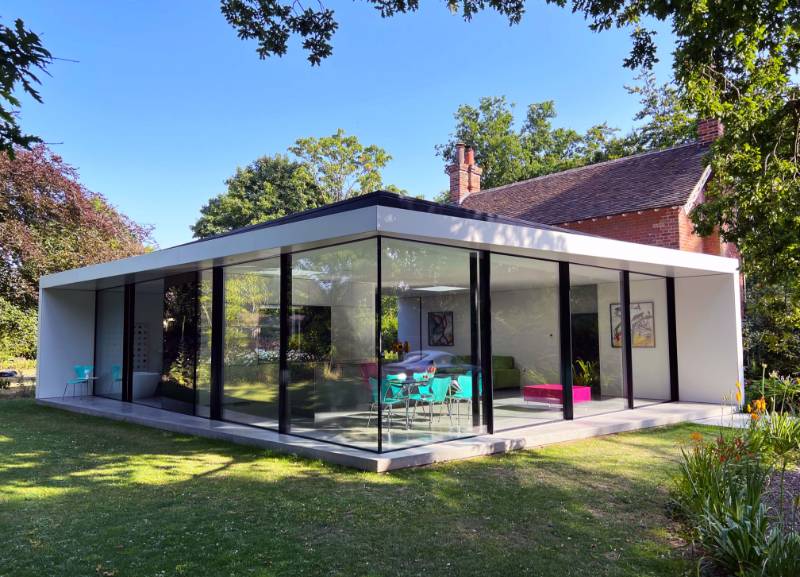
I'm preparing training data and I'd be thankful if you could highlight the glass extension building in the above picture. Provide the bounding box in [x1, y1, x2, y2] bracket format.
[37, 192, 743, 454]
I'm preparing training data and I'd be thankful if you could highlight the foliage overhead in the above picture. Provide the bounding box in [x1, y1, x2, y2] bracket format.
[192, 154, 324, 238]
[0, 145, 152, 309]
[220, 1, 525, 65]
[0, 18, 51, 158]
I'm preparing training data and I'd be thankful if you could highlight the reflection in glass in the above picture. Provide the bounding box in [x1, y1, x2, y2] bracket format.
[570, 264, 627, 417]
[132, 274, 199, 415]
[196, 270, 213, 417]
[491, 255, 561, 430]
[380, 239, 484, 450]
[630, 273, 671, 406]
[288, 240, 378, 449]
[94, 286, 124, 399]
[222, 259, 280, 428]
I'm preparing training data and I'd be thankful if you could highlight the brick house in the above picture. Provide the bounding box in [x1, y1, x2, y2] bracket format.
[449, 119, 736, 259]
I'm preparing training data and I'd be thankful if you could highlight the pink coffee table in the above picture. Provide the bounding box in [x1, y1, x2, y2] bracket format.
[522, 384, 592, 404]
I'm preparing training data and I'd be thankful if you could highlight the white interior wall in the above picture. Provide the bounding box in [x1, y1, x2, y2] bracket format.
[133, 288, 164, 373]
[397, 293, 471, 357]
[36, 288, 96, 398]
[676, 273, 743, 404]
[629, 278, 671, 400]
[491, 287, 560, 383]
[596, 283, 625, 396]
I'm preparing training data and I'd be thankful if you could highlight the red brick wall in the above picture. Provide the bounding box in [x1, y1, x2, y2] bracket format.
[558, 207, 683, 250]
[559, 206, 731, 256]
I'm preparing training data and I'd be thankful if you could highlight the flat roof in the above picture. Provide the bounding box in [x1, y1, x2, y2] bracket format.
[40, 191, 739, 291]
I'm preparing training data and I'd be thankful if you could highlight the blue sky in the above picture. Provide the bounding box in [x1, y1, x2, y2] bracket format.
[6, 1, 674, 248]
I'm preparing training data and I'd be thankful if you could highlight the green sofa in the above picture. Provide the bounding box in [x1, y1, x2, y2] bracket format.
[454, 355, 521, 390]
[492, 356, 521, 390]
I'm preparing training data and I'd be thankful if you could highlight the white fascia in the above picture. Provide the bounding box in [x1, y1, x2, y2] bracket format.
[376, 206, 739, 278]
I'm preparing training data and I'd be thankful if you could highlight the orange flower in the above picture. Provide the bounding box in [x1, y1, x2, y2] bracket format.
[690, 431, 703, 443]
[751, 412, 760, 421]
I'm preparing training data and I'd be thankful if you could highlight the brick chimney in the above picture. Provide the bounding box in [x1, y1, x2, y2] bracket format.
[697, 118, 724, 144]
[447, 142, 482, 204]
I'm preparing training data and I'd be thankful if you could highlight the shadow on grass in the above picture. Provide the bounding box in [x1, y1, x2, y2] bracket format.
[0, 399, 690, 577]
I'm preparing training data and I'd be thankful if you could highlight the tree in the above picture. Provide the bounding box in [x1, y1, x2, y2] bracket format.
[0, 18, 52, 157]
[435, 96, 626, 189]
[0, 145, 152, 310]
[192, 154, 323, 238]
[193, 131, 397, 239]
[289, 128, 392, 202]
[221, 2, 800, 277]
[624, 71, 696, 153]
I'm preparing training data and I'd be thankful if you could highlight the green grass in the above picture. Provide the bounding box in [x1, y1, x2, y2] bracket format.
[0, 399, 705, 577]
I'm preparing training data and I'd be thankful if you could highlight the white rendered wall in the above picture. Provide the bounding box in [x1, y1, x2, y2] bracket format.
[676, 273, 743, 404]
[37, 288, 96, 398]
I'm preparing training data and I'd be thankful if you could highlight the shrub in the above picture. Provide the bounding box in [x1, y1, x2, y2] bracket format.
[699, 500, 770, 576]
[674, 387, 800, 577]
[0, 298, 37, 361]
[673, 433, 767, 525]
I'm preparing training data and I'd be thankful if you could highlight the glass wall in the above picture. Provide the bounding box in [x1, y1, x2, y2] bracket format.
[196, 270, 213, 417]
[222, 259, 280, 428]
[94, 286, 125, 399]
[381, 239, 484, 449]
[131, 273, 199, 415]
[288, 240, 378, 449]
[569, 265, 627, 417]
[630, 273, 671, 406]
[91, 236, 679, 449]
[491, 255, 561, 430]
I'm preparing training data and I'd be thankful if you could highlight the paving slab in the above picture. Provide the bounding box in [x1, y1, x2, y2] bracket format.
[38, 396, 733, 472]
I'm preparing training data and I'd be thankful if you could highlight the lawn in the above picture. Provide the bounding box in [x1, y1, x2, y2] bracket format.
[0, 399, 704, 577]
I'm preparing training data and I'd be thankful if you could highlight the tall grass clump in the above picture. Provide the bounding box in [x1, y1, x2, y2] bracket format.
[672, 381, 800, 576]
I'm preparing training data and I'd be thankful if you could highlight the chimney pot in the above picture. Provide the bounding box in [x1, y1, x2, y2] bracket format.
[455, 142, 465, 164]
[465, 147, 475, 166]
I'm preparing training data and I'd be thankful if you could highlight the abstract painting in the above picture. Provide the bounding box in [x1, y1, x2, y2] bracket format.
[610, 301, 655, 348]
[428, 311, 454, 347]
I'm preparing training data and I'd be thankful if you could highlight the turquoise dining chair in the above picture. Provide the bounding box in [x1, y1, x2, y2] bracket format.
[63, 365, 93, 397]
[366, 377, 407, 428]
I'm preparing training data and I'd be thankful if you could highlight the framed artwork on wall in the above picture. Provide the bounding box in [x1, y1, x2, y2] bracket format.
[610, 301, 655, 348]
[428, 311, 454, 346]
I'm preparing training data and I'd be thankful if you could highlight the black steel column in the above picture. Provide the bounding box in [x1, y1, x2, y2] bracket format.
[210, 266, 224, 420]
[375, 237, 383, 452]
[666, 277, 680, 401]
[621, 271, 634, 409]
[558, 262, 574, 420]
[279, 253, 291, 434]
[469, 252, 481, 426]
[479, 251, 493, 433]
[121, 283, 135, 403]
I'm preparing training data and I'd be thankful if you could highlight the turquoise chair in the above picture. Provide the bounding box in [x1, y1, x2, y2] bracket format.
[428, 376, 453, 424]
[367, 377, 407, 427]
[63, 365, 93, 397]
[451, 373, 483, 422]
[409, 373, 434, 423]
